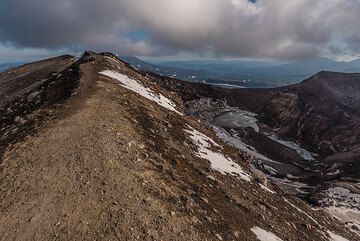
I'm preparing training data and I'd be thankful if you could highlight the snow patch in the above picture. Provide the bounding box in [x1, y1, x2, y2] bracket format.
[322, 186, 360, 209]
[213, 127, 277, 163]
[100, 70, 182, 115]
[283, 198, 319, 226]
[327, 231, 349, 241]
[185, 125, 252, 182]
[260, 184, 276, 194]
[266, 133, 315, 161]
[327, 169, 342, 175]
[276, 178, 308, 195]
[213, 127, 310, 194]
[251, 226, 283, 241]
[325, 206, 360, 236]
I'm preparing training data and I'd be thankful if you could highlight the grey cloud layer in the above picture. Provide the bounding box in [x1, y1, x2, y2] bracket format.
[0, 0, 359, 59]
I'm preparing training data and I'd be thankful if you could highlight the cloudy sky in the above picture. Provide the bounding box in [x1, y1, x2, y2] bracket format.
[1, 0, 360, 63]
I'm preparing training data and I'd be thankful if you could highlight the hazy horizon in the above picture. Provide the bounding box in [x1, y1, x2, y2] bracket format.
[1, 50, 360, 65]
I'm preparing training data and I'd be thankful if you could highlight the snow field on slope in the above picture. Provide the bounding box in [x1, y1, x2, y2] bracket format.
[259, 184, 276, 194]
[250, 226, 349, 241]
[213, 127, 275, 163]
[185, 125, 252, 182]
[327, 231, 349, 241]
[265, 133, 315, 161]
[250, 226, 283, 241]
[100, 70, 183, 115]
[325, 206, 360, 236]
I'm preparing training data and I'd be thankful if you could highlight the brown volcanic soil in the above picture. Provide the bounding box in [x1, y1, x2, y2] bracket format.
[0, 52, 357, 240]
[0, 54, 79, 158]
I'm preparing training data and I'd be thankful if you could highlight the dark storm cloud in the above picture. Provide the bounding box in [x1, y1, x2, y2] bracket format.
[1, 0, 360, 60]
[0, 1, 127, 47]
[0, 0, 150, 55]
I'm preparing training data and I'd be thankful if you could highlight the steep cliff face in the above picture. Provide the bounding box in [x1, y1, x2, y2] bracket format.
[247, 72, 360, 156]
[0, 52, 357, 240]
[252, 72, 360, 176]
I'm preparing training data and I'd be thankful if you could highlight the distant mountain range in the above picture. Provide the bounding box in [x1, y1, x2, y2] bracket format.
[0, 62, 24, 72]
[121, 56, 360, 88]
[4, 56, 360, 88]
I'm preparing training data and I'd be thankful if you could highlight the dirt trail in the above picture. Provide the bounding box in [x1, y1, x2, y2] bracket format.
[0, 56, 200, 240]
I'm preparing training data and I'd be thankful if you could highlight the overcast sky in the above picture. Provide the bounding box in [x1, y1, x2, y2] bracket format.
[1, 0, 360, 63]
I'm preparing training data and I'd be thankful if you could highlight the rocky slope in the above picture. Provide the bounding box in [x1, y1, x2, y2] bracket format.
[0, 52, 358, 240]
[146, 67, 360, 236]
[150, 70, 360, 162]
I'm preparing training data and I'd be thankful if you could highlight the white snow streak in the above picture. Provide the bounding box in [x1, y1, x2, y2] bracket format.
[325, 206, 360, 237]
[327, 231, 349, 241]
[283, 198, 319, 226]
[100, 70, 182, 115]
[251, 227, 283, 241]
[266, 133, 315, 161]
[213, 127, 278, 163]
[260, 184, 276, 194]
[186, 125, 252, 182]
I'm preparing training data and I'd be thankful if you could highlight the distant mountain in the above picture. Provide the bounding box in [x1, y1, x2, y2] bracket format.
[121, 56, 274, 88]
[155, 59, 280, 70]
[253, 58, 360, 83]
[0, 62, 23, 72]
[141, 57, 360, 88]
[120, 56, 218, 83]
